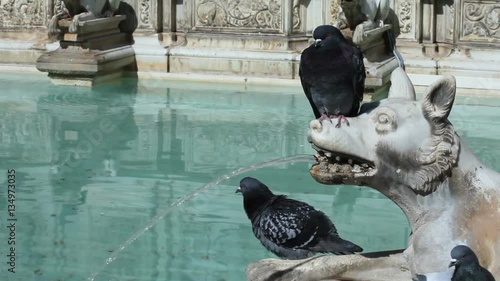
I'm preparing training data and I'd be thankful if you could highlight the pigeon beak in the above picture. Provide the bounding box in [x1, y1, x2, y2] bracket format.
[314, 38, 322, 47]
[235, 187, 242, 193]
[448, 258, 457, 268]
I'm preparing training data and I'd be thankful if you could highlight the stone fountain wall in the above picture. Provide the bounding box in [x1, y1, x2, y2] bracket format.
[392, 0, 500, 93]
[0, 0, 499, 93]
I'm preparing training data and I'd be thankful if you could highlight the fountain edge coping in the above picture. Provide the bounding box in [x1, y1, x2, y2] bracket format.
[0, 64, 499, 97]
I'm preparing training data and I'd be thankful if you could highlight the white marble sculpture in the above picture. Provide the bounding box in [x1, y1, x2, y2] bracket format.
[246, 67, 500, 281]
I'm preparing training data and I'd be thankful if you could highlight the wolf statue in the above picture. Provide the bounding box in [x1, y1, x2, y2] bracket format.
[48, 0, 137, 35]
[246, 68, 500, 281]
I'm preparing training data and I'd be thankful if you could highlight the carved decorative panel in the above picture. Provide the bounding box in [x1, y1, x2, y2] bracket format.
[0, 0, 45, 27]
[53, 0, 62, 14]
[396, 0, 416, 40]
[193, 0, 283, 33]
[138, 0, 151, 27]
[460, 1, 500, 42]
[292, 0, 301, 31]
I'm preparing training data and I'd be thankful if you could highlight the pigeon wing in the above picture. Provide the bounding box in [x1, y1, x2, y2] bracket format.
[352, 44, 366, 105]
[481, 267, 496, 281]
[299, 47, 322, 118]
[259, 197, 321, 249]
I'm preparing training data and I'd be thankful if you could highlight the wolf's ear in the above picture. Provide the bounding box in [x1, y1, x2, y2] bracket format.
[422, 75, 456, 122]
[388, 67, 416, 101]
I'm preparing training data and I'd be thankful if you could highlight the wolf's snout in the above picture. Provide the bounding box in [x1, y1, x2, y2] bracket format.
[310, 120, 323, 133]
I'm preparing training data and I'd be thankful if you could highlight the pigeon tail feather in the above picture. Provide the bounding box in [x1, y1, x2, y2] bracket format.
[310, 235, 363, 254]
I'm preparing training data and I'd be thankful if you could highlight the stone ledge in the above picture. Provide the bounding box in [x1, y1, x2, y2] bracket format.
[1, 64, 500, 97]
[409, 73, 500, 96]
[170, 47, 300, 61]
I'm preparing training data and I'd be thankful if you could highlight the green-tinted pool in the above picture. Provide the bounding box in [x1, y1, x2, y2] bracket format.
[0, 71, 499, 281]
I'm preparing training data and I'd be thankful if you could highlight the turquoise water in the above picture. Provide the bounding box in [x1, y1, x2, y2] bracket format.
[0, 72, 499, 281]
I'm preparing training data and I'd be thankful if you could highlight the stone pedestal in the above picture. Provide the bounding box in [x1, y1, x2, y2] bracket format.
[36, 15, 136, 87]
[339, 24, 399, 100]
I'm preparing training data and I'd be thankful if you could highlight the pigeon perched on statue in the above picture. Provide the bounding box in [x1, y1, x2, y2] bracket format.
[414, 245, 496, 281]
[236, 177, 363, 259]
[299, 25, 366, 128]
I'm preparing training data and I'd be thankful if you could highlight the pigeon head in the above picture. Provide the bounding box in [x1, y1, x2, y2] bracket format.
[312, 25, 345, 47]
[449, 245, 479, 268]
[236, 177, 274, 198]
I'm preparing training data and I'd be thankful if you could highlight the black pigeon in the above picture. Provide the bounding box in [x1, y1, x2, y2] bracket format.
[449, 245, 496, 281]
[299, 25, 366, 128]
[413, 245, 496, 281]
[236, 177, 363, 259]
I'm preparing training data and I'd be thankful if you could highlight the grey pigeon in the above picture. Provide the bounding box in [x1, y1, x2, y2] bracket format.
[236, 177, 363, 259]
[414, 245, 496, 281]
[299, 25, 366, 128]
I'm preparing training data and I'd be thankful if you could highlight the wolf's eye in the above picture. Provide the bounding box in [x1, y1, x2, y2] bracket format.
[378, 114, 390, 124]
[372, 109, 397, 134]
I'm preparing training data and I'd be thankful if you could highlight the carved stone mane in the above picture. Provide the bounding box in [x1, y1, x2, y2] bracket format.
[413, 77, 460, 195]
[413, 119, 459, 195]
[386, 69, 460, 195]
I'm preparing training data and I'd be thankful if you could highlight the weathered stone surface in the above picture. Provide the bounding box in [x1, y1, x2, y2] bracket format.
[169, 48, 298, 78]
[37, 45, 135, 74]
[460, 1, 500, 43]
[2, 0, 500, 94]
[0, 0, 46, 27]
[247, 251, 411, 281]
[194, 0, 283, 32]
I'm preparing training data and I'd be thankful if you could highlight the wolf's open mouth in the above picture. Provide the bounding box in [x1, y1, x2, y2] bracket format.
[310, 144, 376, 185]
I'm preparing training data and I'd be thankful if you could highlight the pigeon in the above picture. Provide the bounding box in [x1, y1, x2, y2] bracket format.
[235, 177, 363, 259]
[413, 245, 496, 281]
[449, 245, 496, 281]
[299, 25, 366, 128]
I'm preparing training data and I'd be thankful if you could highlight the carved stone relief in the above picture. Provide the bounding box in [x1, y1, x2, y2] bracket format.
[398, 1, 411, 34]
[0, 0, 45, 27]
[139, 0, 150, 26]
[53, 0, 62, 14]
[195, 0, 282, 31]
[448, 3, 455, 39]
[461, 1, 500, 41]
[330, 0, 340, 26]
[292, 0, 300, 31]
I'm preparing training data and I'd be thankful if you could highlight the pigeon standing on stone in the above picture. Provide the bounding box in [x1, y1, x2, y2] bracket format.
[414, 245, 496, 281]
[236, 177, 363, 259]
[299, 25, 366, 128]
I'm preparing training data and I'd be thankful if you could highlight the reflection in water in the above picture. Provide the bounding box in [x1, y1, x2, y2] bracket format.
[0, 73, 498, 281]
[88, 154, 316, 281]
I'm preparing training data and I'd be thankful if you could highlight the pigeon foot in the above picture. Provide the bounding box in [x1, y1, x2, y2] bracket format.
[318, 114, 333, 124]
[332, 115, 349, 128]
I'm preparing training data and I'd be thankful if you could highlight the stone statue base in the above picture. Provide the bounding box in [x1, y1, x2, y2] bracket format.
[341, 24, 399, 101]
[36, 15, 136, 87]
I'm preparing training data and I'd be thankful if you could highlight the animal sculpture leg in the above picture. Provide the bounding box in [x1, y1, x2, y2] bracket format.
[69, 12, 97, 33]
[48, 9, 71, 35]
